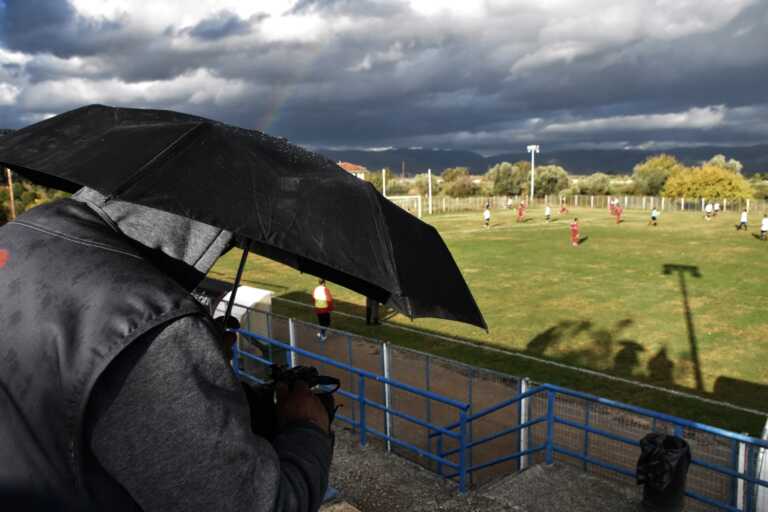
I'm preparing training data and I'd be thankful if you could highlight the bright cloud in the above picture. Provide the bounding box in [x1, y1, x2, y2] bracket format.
[543, 106, 728, 133]
[18, 68, 251, 110]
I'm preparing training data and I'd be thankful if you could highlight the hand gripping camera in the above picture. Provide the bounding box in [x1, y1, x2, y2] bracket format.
[242, 364, 340, 440]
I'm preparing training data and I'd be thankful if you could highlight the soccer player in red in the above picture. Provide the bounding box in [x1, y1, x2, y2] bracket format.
[517, 202, 526, 223]
[615, 205, 623, 224]
[570, 218, 580, 247]
[559, 198, 568, 214]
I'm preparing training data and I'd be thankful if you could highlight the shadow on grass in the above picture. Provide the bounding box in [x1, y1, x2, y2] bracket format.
[578, 236, 589, 245]
[272, 291, 765, 434]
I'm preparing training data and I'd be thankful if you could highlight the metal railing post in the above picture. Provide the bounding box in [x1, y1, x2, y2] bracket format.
[231, 340, 241, 378]
[583, 401, 591, 472]
[288, 318, 297, 368]
[519, 378, 529, 470]
[546, 390, 555, 465]
[383, 342, 392, 453]
[746, 445, 754, 512]
[737, 439, 747, 510]
[437, 435, 444, 476]
[358, 375, 367, 446]
[459, 410, 468, 494]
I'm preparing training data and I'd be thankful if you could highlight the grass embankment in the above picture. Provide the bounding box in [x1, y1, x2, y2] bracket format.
[211, 206, 768, 435]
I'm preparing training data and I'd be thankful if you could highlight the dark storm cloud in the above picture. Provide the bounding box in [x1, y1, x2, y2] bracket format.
[1, 0, 767, 153]
[0, 0, 141, 58]
[187, 11, 258, 40]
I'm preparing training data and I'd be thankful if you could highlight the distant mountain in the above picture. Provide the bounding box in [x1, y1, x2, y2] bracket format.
[319, 148, 487, 176]
[320, 144, 768, 176]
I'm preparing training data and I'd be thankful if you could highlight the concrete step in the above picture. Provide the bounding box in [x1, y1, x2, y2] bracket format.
[478, 463, 642, 512]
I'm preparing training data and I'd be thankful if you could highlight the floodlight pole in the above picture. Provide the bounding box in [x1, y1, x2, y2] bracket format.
[427, 168, 433, 215]
[527, 145, 540, 202]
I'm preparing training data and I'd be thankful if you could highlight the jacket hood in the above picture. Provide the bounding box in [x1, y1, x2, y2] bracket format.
[73, 187, 234, 291]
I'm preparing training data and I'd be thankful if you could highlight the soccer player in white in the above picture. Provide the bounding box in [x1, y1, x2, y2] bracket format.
[761, 214, 768, 240]
[737, 209, 748, 231]
[544, 204, 552, 223]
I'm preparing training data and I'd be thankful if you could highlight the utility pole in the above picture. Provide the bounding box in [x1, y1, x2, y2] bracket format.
[527, 145, 540, 202]
[427, 168, 433, 215]
[5, 167, 15, 220]
[382, 168, 387, 197]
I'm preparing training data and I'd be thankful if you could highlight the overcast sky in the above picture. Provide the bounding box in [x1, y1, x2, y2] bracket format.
[0, 0, 767, 154]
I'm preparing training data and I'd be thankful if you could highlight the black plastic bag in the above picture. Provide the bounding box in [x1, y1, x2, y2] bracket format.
[636, 433, 691, 511]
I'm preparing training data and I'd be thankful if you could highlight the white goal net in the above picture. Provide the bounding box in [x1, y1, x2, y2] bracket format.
[386, 195, 423, 218]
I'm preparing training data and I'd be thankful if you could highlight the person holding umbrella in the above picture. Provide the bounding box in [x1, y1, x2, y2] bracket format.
[0, 187, 334, 512]
[0, 105, 486, 510]
[313, 279, 334, 341]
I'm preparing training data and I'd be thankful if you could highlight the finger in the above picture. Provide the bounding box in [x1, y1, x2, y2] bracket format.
[275, 381, 290, 401]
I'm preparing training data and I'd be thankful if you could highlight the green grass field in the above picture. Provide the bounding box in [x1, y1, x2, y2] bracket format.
[210, 205, 768, 435]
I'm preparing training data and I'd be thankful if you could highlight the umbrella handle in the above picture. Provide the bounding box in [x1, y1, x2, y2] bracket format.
[224, 239, 251, 321]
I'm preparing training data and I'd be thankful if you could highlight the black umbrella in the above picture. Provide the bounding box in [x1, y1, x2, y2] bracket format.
[0, 105, 486, 329]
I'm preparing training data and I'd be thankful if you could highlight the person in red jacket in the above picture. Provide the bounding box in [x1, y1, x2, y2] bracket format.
[570, 218, 580, 247]
[313, 279, 334, 341]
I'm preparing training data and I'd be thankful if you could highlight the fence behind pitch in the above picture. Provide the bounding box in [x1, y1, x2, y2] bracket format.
[424, 195, 768, 214]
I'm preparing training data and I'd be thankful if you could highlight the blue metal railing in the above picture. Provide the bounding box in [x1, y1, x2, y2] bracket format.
[233, 330, 472, 492]
[233, 330, 768, 510]
[431, 383, 768, 512]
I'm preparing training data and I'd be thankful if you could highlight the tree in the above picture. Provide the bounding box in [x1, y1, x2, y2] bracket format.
[704, 154, 743, 174]
[486, 161, 528, 196]
[443, 176, 480, 197]
[632, 154, 683, 195]
[578, 173, 611, 195]
[441, 167, 470, 183]
[663, 164, 754, 199]
[1, 177, 70, 225]
[534, 165, 570, 196]
[409, 173, 441, 196]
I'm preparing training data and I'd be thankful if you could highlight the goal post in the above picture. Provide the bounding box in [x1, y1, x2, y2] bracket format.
[386, 195, 423, 218]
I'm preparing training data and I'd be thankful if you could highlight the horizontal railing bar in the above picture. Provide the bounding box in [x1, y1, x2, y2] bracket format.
[685, 490, 741, 512]
[442, 445, 546, 479]
[363, 399, 462, 438]
[238, 371, 265, 386]
[466, 446, 546, 476]
[238, 351, 273, 368]
[239, 332, 469, 410]
[440, 417, 546, 457]
[554, 416, 640, 448]
[541, 384, 768, 448]
[335, 413, 358, 429]
[690, 458, 768, 488]
[554, 445, 635, 478]
[364, 426, 460, 469]
[429, 385, 548, 437]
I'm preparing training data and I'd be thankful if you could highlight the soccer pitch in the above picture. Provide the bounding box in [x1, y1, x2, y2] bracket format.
[210, 205, 768, 434]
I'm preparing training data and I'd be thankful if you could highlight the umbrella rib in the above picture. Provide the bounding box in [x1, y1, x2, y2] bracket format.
[108, 122, 206, 199]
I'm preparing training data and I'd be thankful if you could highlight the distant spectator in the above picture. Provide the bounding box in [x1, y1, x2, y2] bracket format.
[313, 279, 334, 341]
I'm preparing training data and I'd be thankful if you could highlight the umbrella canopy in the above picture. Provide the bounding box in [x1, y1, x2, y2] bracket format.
[0, 105, 486, 329]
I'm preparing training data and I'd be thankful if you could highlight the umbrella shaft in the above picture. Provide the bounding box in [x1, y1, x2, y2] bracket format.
[225, 239, 251, 320]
